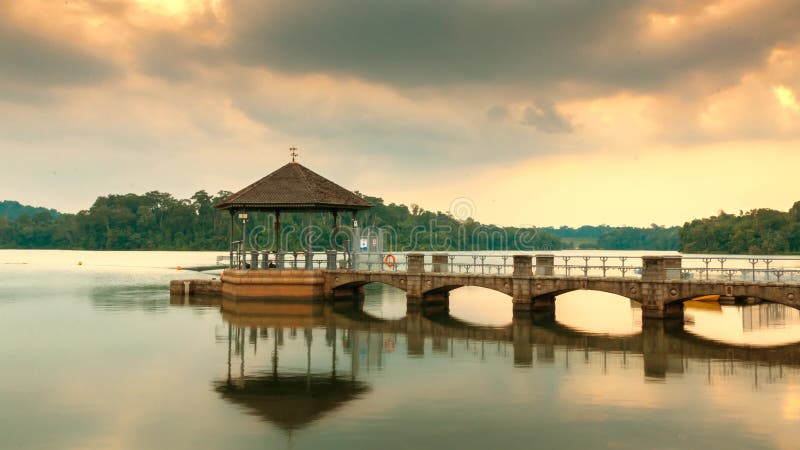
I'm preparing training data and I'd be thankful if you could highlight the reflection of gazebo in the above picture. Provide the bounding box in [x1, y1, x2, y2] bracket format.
[214, 373, 370, 431]
[217, 304, 372, 432]
[214, 160, 372, 268]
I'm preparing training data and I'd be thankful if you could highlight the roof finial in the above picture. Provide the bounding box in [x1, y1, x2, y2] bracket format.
[290, 147, 298, 163]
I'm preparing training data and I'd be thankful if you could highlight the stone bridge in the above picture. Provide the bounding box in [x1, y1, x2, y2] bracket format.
[322, 254, 800, 321]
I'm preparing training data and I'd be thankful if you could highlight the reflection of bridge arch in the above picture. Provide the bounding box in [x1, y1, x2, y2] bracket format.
[210, 298, 800, 377]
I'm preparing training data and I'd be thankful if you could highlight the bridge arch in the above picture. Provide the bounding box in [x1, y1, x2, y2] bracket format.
[332, 279, 409, 292]
[326, 273, 409, 298]
[663, 287, 800, 312]
[531, 279, 637, 305]
[420, 276, 513, 298]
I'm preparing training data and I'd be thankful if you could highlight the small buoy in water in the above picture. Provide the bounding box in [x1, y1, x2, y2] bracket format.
[77, 261, 83, 266]
[176, 266, 182, 271]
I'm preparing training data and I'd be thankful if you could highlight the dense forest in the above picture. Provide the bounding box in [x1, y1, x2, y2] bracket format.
[680, 203, 800, 254]
[8, 193, 793, 253]
[0, 201, 60, 221]
[0, 192, 565, 251]
[539, 225, 680, 250]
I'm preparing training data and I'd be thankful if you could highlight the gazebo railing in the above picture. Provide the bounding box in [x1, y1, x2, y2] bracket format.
[226, 248, 352, 270]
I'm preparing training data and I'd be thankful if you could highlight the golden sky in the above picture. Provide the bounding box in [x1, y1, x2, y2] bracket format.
[1, 0, 799, 226]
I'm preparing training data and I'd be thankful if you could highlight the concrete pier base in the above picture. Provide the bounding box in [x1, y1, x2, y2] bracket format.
[641, 302, 684, 321]
[170, 279, 222, 296]
[220, 269, 326, 302]
[330, 285, 365, 302]
[513, 295, 556, 317]
[407, 292, 449, 314]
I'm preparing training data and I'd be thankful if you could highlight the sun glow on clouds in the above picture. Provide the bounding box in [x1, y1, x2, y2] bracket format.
[647, 13, 680, 33]
[135, 0, 191, 15]
[774, 86, 800, 112]
[134, 0, 226, 21]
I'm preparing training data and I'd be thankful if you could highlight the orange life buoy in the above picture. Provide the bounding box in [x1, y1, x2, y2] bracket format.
[384, 254, 396, 268]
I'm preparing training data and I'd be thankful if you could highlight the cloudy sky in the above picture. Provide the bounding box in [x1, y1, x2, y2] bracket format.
[1, 0, 799, 226]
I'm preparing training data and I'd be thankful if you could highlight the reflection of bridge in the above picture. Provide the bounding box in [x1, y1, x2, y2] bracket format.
[190, 297, 800, 433]
[318, 254, 800, 321]
[210, 299, 800, 379]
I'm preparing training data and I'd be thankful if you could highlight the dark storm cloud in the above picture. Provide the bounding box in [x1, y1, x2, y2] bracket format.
[222, 0, 800, 93]
[522, 101, 573, 133]
[0, 14, 119, 90]
[0, 11, 119, 88]
[136, 32, 221, 82]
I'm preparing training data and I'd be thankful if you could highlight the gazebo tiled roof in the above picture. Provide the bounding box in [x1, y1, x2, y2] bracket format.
[215, 162, 373, 211]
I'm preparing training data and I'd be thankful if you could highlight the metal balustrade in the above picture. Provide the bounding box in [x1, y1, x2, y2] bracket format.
[215, 251, 800, 282]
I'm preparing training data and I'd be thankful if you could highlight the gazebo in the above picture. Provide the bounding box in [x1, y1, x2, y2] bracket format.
[215, 160, 372, 270]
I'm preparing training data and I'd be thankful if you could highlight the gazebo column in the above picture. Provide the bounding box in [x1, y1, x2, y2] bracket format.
[241, 210, 248, 268]
[228, 210, 234, 268]
[351, 211, 359, 270]
[273, 210, 281, 252]
[332, 211, 339, 249]
[305, 212, 313, 270]
[328, 211, 339, 270]
[274, 210, 284, 269]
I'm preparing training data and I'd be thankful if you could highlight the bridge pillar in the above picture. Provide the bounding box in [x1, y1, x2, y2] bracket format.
[512, 255, 533, 312]
[639, 258, 685, 320]
[664, 256, 682, 280]
[641, 301, 684, 320]
[431, 254, 449, 273]
[407, 253, 425, 274]
[532, 295, 556, 315]
[406, 253, 426, 311]
[535, 254, 555, 276]
[642, 256, 667, 281]
[513, 255, 533, 276]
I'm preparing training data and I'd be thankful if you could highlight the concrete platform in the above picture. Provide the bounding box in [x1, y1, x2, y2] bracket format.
[219, 269, 326, 302]
[169, 279, 222, 296]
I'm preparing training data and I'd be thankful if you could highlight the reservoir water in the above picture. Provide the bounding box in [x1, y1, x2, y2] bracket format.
[1, 250, 799, 449]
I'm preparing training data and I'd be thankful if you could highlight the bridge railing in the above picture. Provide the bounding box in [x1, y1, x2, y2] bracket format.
[383, 253, 800, 283]
[226, 249, 340, 270]
[222, 250, 800, 282]
[680, 256, 800, 283]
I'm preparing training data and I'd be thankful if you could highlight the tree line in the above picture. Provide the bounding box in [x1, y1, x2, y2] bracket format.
[539, 225, 680, 250]
[0, 192, 566, 251]
[14, 191, 789, 253]
[679, 203, 800, 254]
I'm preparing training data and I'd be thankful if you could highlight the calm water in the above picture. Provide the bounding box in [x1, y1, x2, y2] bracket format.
[1, 250, 800, 450]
